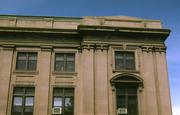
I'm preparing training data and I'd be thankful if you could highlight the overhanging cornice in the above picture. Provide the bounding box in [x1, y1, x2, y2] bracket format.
[78, 25, 171, 41]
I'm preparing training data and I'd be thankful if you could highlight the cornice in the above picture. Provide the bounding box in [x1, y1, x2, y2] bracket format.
[78, 25, 171, 42]
[140, 46, 166, 53]
[80, 43, 109, 51]
[0, 26, 78, 35]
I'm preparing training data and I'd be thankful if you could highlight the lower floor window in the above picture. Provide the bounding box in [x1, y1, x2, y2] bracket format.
[12, 87, 35, 115]
[116, 87, 138, 115]
[53, 88, 74, 115]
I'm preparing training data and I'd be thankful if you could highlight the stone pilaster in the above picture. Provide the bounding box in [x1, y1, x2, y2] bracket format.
[0, 45, 14, 115]
[94, 46, 109, 115]
[34, 46, 52, 115]
[82, 47, 95, 115]
[155, 51, 172, 115]
[141, 51, 159, 115]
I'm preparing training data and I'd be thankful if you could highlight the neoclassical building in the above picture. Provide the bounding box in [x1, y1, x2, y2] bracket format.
[0, 15, 172, 115]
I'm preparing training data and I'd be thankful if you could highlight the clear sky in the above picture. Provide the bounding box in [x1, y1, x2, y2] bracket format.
[0, 0, 179, 114]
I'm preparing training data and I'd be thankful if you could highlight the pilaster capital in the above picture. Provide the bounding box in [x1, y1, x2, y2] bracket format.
[140, 46, 166, 53]
[80, 43, 109, 51]
[2, 44, 15, 50]
[40, 45, 53, 52]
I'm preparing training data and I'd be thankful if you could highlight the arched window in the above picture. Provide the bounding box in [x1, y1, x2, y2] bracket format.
[110, 73, 143, 115]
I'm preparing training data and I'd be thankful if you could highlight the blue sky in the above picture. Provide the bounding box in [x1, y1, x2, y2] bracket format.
[0, 0, 179, 114]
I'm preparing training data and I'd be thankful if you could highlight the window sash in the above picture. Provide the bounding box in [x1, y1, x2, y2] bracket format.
[116, 87, 138, 115]
[53, 88, 74, 115]
[12, 87, 35, 115]
[16, 52, 37, 71]
[55, 53, 75, 72]
[115, 52, 135, 70]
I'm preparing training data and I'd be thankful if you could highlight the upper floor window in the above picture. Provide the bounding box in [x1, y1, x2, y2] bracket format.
[54, 53, 75, 72]
[11, 87, 35, 115]
[16, 52, 37, 71]
[115, 51, 135, 70]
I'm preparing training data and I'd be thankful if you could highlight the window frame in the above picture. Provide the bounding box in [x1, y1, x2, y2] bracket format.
[114, 51, 136, 71]
[52, 88, 74, 115]
[11, 87, 35, 115]
[54, 53, 75, 72]
[116, 86, 138, 115]
[16, 52, 38, 71]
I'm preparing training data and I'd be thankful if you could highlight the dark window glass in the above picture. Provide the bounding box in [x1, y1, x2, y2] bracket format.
[16, 52, 37, 71]
[55, 53, 75, 72]
[12, 87, 35, 115]
[53, 88, 74, 115]
[116, 87, 138, 115]
[115, 52, 135, 70]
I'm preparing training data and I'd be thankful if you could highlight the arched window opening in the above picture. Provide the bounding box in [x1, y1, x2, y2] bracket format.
[110, 74, 143, 115]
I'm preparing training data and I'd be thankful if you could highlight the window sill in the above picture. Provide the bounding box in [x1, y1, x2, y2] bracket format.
[13, 70, 39, 75]
[113, 69, 139, 73]
[52, 71, 77, 76]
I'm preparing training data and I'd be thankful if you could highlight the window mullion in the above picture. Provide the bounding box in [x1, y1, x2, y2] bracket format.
[64, 54, 67, 72]
[123, 53, 126, 69]
[22, 95, 25, 115]
[26, 53, 29, 70]
[63, 89, 65, 115]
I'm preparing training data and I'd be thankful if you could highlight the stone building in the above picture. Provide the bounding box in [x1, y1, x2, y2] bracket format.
[0, 15, 172, 115]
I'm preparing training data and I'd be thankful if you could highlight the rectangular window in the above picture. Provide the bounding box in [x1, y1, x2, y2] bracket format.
[12, 87, 35, 115]
[116, 87, 138, 115]
[53, 88, 74, 115]
[16, 52, 37, 71]
[54, 53, 75, 72]
[115, 51, 135, 70]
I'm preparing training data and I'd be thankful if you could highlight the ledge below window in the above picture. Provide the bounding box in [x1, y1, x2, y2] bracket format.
[13, 70, 39, 75]
[113, 69, 139, 73]
[52, 71, 77, 76]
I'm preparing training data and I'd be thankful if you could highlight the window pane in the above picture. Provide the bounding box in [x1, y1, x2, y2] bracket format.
[28, 60, 37, 70]
[54, 97, 62, 107]
[126, 60, 135, 69]
[14, 88, 24, 95]
[117, 96, 126, 108]
[18, 53, 27, 60]
[16, 60, 26, 70]
[55, 61, 64, 71]
[14, 97, 23, 106]
[66, 54, 75, 61]
[64, 98, 74, 115]
[115, 59, 124, 70]
[53, 88, 63, 96]
[65, 98, 73, 107]
[116, 88, 125, 95]
[115, 52, 124, 70]
[29, 53, 37, 60]
[25, 97, 34, 106]
[126, 53, 134, 59]
[13, 106, 22, 113]
[127, 88, 137, 95]
[25, 88, 35, 95]
[64, 89, 74, 96]
[66, 61, 75, 72]
[115, 52, 123, 59]
[56, 54, 64, 61]
[24, 106, 33, 113]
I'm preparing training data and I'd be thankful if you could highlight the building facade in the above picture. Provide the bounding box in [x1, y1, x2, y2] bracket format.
[0, 15, 172, 115]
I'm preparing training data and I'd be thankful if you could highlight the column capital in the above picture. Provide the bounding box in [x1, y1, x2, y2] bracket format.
[2, 44, 15, 50]
[140, 46, 166, 53]
[40, 45, 53, 52]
